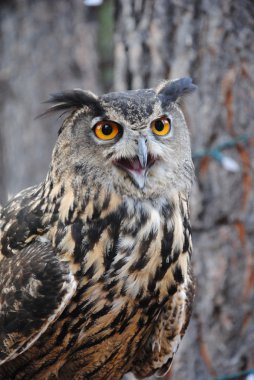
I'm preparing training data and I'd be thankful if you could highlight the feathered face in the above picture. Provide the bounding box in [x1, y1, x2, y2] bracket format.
[48, 78, 196, 198]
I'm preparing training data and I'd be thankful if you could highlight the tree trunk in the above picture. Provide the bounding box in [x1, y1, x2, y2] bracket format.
[114, 1, 254, 379]
[0, 0, 100, 204]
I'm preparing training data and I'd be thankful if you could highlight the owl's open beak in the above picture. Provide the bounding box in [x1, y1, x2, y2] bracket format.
[114, 137, 155, 189]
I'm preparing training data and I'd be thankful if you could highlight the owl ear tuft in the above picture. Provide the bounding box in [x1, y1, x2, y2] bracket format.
[37, 89, 104, 118]
[157, 77, 197, 107]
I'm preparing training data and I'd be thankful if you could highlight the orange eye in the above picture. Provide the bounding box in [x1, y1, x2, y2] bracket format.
[151, 116, 171, 136]
[93, 121, 121, 141]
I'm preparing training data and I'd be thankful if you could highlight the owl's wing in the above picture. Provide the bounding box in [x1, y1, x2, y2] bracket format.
[132, 278, 194, 378]
[0, 240, 77, 365]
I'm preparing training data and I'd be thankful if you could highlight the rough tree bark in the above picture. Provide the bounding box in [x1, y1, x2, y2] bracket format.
[0, 0, 100, 204]
[114, 1, 254, 380]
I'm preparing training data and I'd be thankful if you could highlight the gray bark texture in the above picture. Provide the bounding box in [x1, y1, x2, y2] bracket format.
[114, 1, 254, 380]
[0, 0, 99, 204]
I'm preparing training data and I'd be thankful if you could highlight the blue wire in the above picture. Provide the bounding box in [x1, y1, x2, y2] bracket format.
[192, 133, 254, 161]
[214, 369, 254, 380]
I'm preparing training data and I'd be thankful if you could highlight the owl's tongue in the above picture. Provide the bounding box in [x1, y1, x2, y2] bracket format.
[127, 157, 144, 173]
[116, 156, 146, 173]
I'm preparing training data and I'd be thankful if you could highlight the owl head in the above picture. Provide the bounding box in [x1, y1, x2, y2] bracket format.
[44, 78, 196, 199]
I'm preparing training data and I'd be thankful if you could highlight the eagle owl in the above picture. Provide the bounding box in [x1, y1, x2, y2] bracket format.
[0, 78, 196, 380]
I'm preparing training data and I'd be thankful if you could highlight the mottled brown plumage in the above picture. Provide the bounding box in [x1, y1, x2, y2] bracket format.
[0, 78, 196, 380]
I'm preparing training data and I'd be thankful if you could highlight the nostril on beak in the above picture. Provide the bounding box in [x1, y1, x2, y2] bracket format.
[135, 135, 147, 144]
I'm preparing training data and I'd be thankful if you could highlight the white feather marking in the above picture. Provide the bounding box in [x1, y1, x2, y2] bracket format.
[37, 235, 50, 243]
[152, 341, 161, 352]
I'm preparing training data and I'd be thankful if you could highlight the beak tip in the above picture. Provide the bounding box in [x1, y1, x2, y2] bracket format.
[130, 170, 146, 189]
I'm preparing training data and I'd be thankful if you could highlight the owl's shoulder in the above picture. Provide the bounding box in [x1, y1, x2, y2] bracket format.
[0, 184, 46, 257]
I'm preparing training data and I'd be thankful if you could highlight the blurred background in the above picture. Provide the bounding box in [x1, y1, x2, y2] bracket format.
[0, 0, 253, 379]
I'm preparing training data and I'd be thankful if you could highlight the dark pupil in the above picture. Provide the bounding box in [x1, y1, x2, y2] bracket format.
[102, 124, 113, 135]
[155, 120, 165, 131]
